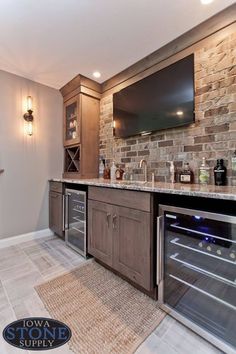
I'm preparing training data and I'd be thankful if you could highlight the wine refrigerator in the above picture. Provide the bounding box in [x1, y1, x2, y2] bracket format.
[157, 205, 236, 353]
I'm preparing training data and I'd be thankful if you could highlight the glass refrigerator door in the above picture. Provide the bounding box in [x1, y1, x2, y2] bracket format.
[66, 190, 86, 256]
[161, 206, 236, 350]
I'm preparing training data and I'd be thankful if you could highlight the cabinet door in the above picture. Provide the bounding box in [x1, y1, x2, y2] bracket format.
[113, 206, 151, 290]
[64, 96, 81, 147]
[88, 200, 113, 266]
[49, 191, 64, 238]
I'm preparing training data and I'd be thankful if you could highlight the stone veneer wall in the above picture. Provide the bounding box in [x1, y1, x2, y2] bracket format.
[99, 31, 236, 184]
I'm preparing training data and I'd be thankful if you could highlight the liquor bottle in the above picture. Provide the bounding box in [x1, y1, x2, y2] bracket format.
[231, 151, 236, 186]
[180, 162, 194, 184]
[169, 161, 176, 183]
[110, 161, 116, 181]
[99, 158, 105, 178]
[103, 164, 110, 179]
[115, 166, 124, 180]
[214, 159, 227, 186]
[199, 157, 210, 185]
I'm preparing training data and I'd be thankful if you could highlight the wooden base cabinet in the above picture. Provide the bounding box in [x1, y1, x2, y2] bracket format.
[88, 200, 113, 267]
[49, 182, 64, 239]
[88, 187, 153, 291]
[112, 206, 151, 290]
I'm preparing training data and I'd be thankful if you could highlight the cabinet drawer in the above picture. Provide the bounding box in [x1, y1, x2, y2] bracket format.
[88, 186, 151, 212]
[49, 181, 63, 193]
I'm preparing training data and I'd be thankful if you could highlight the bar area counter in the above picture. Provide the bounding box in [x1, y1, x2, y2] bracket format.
[50, 178, 236, 201]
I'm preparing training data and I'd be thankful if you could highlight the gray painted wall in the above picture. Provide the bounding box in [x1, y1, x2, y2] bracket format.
[0, 70, 63, 239]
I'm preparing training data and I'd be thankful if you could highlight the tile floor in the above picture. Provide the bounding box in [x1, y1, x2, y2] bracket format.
[0, 235, 223, 354]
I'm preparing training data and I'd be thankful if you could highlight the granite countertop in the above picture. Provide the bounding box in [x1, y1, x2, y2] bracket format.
[50, 178, 236, 201]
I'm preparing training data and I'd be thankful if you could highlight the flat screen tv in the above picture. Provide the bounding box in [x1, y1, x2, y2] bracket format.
[113, 54, 195, 138]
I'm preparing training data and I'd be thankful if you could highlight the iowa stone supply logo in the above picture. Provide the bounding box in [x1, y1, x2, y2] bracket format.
[2, 317, 72, 350]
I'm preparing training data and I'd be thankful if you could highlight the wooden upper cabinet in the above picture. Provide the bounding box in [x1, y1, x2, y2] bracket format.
[64, 95, 81, 147]
[60, 74, 102, 179]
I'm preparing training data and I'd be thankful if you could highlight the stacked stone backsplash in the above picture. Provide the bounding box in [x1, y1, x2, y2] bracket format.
[99, 31, 236, 184]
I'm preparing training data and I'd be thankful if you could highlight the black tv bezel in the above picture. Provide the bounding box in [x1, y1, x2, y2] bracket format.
[112, 54, 195, 139]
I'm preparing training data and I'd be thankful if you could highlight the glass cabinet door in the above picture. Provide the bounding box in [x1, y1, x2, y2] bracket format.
[64, 96, 80, 146]
[160, 206, 236, 351]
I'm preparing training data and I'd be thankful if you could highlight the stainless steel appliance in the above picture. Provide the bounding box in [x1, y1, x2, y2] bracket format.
[65, 189, 87, 257]
[157, 205, 236, 353]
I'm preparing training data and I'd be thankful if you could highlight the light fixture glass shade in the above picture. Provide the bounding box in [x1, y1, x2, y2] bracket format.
[27, 96, 33, 111]
[25, 121, 33, 136]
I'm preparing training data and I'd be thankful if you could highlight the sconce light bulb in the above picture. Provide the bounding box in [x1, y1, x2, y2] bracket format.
[26, 121, 33, 136]
[27, 96, 33, 111]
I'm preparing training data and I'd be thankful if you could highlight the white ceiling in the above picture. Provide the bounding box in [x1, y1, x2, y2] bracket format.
[0, 0, 234, 89]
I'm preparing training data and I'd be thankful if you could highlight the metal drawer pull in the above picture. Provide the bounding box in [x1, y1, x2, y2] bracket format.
[170, 238, 236, 265]
[106, 213, 111, 227]
[169, 274, 236, 312]
[170, 253, 236, 287]
[112, 214, 117, 229]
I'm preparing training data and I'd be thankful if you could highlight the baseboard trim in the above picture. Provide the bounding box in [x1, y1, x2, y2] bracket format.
[0, 228, 54, 249]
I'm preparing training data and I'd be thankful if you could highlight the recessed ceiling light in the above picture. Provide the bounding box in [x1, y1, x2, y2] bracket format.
[93, 71, 101, 79]
[176, 111, 184, 116]
[200, 0, 214, 4]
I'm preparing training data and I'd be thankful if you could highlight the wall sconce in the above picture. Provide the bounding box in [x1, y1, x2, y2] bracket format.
[23, 96, 33, 136]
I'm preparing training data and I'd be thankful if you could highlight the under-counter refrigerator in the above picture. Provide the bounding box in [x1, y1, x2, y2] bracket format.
[157, 205, 236, 353]
[65, 188, 87, 257]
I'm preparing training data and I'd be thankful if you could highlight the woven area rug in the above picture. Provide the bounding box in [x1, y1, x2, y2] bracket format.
[35, 261, 166, 354]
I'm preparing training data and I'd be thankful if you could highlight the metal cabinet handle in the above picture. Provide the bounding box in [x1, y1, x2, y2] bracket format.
[106, 213, 111, 227]
[64, 194, 69, 231]
[112, 214, 117, 229]
[62, 195, 66, 231]
[156, 216, 163, 285]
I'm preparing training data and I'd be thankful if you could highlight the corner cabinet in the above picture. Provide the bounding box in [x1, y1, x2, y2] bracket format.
[60, 74, 101, 179]
[88, 187, 154, 292]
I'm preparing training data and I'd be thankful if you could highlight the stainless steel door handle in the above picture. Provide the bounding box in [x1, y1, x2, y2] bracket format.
[112, 214, 117, 229]
[65, 194, 70, 231]
[156, 215, 163, 285]
[106, 213, 111, 227]
[62, 194, 65, 231]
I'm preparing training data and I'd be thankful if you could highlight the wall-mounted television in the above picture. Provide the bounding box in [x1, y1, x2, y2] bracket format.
[113, 54, 195, 138]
